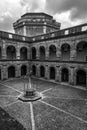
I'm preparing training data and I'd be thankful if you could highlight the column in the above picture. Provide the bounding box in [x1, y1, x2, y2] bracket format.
[55, 66, 60, 82]
[2, 66, 7, 80]
[36, 65, 40, 77]
[86, 73, 87, 88]
[16, 65, 20, 77]
[56, 46, 61, 60]
[45, 65, 49, 79]
[69, 67, 75, 85]
[16, 44, 20, 59]
[45, 46, 49, 60]
[24, 26, 27, 36]
[2, 42, 6, 59]
[36, 47, 40, 60]
[70, 44, 76, 61]
[27, 47, 30, 60]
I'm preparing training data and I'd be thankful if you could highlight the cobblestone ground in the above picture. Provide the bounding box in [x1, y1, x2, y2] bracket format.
[0, 78, 87, 130]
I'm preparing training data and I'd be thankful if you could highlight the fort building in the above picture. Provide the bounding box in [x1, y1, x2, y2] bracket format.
[0, 12, 87, 88]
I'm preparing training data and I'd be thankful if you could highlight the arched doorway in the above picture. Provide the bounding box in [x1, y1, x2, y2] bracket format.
[32, 47, 36, 59]
[76, 70, 86, 87]
[20, 47, 27, 59]
[32, 65, 36, 76]
[39, 46, 45, 60]
[7, 46, 16, 59]
[50, 67, 55, 80]
[21, 65, 27, 76]
[61, 44, 70, 61]
[8, 66, 15, 78]
[61, 68, 69, 82]
[76, 41, 87, 61]
[49, 45, 56, 59]
[40, 66, 45, 77]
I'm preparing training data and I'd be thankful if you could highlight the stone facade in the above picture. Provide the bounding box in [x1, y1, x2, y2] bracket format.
[0, 13, 87, 89]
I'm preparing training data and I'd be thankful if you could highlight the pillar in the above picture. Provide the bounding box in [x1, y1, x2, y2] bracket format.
[36, 65, 40, 77]
[2, 66, 7, 80]
[45, 65, 49, 79]
[2, 43, 6, 59]
[45, 46, 49, 60]
[69, 67, 75, 85]
[55, 66, 60, 82]
[56, 46, 61, 60]
[27, 47, 30, 60]
[36, 47, 40, 60]
[70, 44, 76, 61]
[16, 44, 20, 59]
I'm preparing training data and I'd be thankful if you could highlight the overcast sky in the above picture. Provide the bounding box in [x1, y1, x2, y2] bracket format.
[0, 0, 87, 32]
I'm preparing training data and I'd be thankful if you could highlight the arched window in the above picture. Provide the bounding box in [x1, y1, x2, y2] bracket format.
[31, 47, 36, 59]
[61, 44, 70, 61]
[49, 45, 56, 59]
[8, 66, 15, 78]
[21, 65, 27, 76]
[32, 65, 36, 76]
[7, 46, 16, 59]
[20, 47, 27, 59]
[39, 46, 45, 60]
[61, 68, 69, 82]
[76, 70, 86, 87]
[50, 67, 55, 80]
[76, 41, 87, 61]
[40, 66, 45, 77]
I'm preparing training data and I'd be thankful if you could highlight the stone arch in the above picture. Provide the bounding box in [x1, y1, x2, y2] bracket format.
[39, 46, 45, 60]
[32, 65, 36, 76]
[49, 45, 56, 59]
[40, 66, 45, 77]
[49, 66, 55, 80]
[21, 65, 27, 76]
[76, 69, 86, 87]
[8, 66, 15, 78]
[76, 41, 87, 61]
[61, 68, 69, 82]
[31, 47, 36, 59]
[61, 43, 70, 61]
[20, 47, 27, 59]
[6, 45, 16, 59]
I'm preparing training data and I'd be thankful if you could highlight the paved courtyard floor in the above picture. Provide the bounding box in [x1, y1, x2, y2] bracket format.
[0, 78, 87, 130]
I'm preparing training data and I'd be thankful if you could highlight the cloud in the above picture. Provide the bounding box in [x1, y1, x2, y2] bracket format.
[45, 0, 87, 20]
[20, 0, 45, 12]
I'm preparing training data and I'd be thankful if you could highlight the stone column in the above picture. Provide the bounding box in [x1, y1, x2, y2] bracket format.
[27, 47, 30, 60]
[70, 44, 77, 61]
[36, 65, 40, 77]
[55, 66, 60, 82]
[69, 67, 75, 85]
[24, 26, 27, 36]
[2, 66, 7, 80]
[56, 46, 61, 60]
[36, 47, 40, 60]
[16, 44, 20, 59]
[2, 42, 6, 59]
[45, 46, 49, 60]
[16, 65, 20, 77]
[45, 65, 49, 79]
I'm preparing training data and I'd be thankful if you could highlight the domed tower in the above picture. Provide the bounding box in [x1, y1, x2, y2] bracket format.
[13, 12, 61, 37]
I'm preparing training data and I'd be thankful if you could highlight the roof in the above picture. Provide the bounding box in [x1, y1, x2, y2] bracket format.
[21, 12, 53, 19]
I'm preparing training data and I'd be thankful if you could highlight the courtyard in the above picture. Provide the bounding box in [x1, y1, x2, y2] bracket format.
[0, 78, 87, 130]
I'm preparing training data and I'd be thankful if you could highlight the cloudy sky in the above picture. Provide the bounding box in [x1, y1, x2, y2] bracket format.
[0, 0, 87, 32]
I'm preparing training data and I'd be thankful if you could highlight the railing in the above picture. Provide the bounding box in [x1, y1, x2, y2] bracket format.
[0, 23, 87, 43]
[30, 23, 87, 42]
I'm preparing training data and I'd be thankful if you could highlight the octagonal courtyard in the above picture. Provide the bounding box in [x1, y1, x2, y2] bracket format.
[0, 78, 87, 130]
